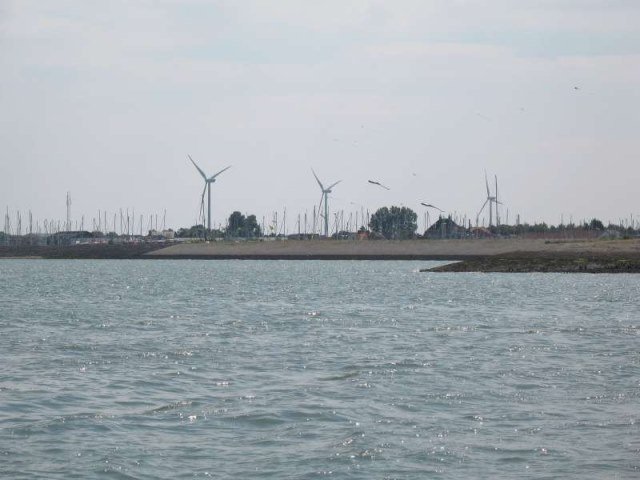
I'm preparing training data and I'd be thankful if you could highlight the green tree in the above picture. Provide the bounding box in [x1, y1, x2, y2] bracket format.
[369, 206, 418, 239]
[244, 214, 262, 238]
[226, 211, 262, 238]
[589, 218, 605, 230]
[176, 224, 222, 239]
[227, 211, 245, 237]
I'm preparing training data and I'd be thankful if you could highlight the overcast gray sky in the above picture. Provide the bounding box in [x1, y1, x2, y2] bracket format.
[1, 0, 639, 232]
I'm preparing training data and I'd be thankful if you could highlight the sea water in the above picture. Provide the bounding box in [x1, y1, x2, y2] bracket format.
[0, 260, 638, 479]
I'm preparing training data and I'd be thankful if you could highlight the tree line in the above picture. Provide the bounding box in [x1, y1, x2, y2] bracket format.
[173, 207, 633, 240]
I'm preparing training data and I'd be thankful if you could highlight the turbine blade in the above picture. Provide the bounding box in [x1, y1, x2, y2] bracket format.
[317, 192, 325, 216]
[210, 165, 231, 180]
[311, 168, 324, 190]
[495, 175, 498, 202]
[188, 155, 208, 180]
[421, 203, 443, 212]
[368, 179, 390, 190]
[477, 198, 489, 217]
[327, 180, 341, 190]
[485, 170, 490, 197]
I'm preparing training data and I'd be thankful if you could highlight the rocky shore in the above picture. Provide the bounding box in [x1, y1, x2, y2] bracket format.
[424, 252, 640, 273]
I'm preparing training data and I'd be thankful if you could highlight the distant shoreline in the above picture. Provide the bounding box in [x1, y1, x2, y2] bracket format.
[2, 238, 640, 272]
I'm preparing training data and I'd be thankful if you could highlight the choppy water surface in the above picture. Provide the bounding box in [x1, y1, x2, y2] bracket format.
[1, 260, 639, 479]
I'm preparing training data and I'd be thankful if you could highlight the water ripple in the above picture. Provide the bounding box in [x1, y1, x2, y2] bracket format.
[1, 260, 639, 478]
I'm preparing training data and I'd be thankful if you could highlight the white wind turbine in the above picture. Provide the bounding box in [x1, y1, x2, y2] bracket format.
[476, 171, 502, 228]
[188, 155, 231, 238]
[312, 168, 341, 237]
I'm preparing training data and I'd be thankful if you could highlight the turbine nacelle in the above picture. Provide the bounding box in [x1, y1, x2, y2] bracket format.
[324, 180, 341, 194]
[208, 165, 232, 183]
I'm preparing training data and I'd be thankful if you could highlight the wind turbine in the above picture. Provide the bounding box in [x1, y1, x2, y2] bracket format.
[188, 155, 231, 239]
[476, 171, 501, 228]
[312, 168, 341, 237]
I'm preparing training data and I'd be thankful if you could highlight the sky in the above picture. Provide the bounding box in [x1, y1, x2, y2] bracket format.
[1, 0, 639, 233]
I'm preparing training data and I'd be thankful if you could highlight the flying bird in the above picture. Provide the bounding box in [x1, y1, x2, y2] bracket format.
[421, 203, 444, 212]
[368, 180, 390, 190]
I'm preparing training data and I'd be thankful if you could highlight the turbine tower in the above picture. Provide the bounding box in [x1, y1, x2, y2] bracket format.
[312, 168, 341, 237]
[188, 155, 231, 239]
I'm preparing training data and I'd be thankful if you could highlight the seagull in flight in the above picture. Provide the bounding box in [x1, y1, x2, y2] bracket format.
[421, 203, 444, 212]
[368, 180, 390, 190]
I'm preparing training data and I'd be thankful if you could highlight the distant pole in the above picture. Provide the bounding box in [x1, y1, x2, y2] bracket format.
[284, 208, 287, 236]
[324, 192, 329, 237]
[313, 206, 316, 235]
[65, 192, 71, 231]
